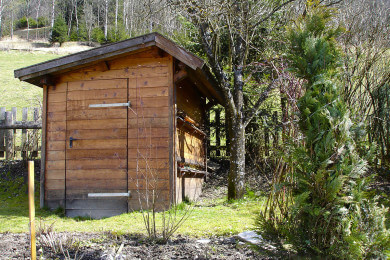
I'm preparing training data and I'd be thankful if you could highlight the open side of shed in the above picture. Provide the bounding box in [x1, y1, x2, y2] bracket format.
[15, 33, 223, 218]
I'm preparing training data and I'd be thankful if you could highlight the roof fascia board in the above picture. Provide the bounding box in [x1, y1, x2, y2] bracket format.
[154, 34, 204, 70]
[15, 34, 157, 81]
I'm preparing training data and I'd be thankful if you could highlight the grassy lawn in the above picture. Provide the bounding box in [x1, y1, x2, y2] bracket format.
[0, 51, 62, 114]
[0, 174, 263, 236]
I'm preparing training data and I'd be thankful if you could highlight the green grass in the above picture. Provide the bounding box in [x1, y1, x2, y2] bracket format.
[0, 51, 62, 115]
[0, 174, 264, 236]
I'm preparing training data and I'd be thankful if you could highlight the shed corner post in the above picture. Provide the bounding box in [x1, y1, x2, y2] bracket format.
[168, 56, 177, 207]
[40, 84, 48, 208]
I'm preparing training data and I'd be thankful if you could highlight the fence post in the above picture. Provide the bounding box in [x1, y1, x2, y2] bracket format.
[0, 107, 5, 158]
[215, 108, 221, 157]
[5, 111, 14, 160]
[32, 108, 39, 157]
[22, 108, 28, 160]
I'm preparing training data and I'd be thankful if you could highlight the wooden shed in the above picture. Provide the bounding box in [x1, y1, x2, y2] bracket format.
[14, 33, 222, 218]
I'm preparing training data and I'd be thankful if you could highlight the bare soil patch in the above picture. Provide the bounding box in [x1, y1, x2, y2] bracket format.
[0, 232, 278, 259]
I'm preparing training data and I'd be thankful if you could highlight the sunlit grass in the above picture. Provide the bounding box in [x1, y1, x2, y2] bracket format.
[0, 51, 62, 115]
[0, 175, 265, 236]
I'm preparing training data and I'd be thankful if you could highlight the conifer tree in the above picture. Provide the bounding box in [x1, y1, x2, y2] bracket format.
[282, 1, 389, 257]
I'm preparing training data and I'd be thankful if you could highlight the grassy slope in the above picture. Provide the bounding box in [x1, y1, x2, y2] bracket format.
[0, 51, 62, 115]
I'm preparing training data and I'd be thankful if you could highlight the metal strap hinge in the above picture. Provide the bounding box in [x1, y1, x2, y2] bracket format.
[88, 191, 131, 198]
[89, 101, 131, 108]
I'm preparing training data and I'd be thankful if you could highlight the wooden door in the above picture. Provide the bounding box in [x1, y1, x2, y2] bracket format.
[65, 79, 128, 218]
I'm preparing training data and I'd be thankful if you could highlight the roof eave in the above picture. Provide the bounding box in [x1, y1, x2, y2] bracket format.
[14, 32, 206, 85]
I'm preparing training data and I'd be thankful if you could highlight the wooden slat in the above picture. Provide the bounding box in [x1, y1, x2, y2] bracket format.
[66, 159, 127, 170]
[67, 88, 127, 101]
[47, 112, 66, 122]
[47, 102, 66, 112]
[128, 107, 169, 118]
[67, 119, 126, 130]
[47, 140, 65, 151]
[128, 147, 169, 159]
[48, 91, 66, 103]
[129, 86, 168, 98]
[48, 83, 67, 93]
[128, 158, 169, 169]
[137, 96, 169, 108]
[66, 108, 127, 120]
[128, 127, 169, 138]
[66, 149, 127, 159]
[67, 129, 127, 140]
[47, 131, 66, 141]
[128, 179, 168, 190]
[66, 98, 125, 111]
[46, 169, 65, 180]
[66, 169, 127, 180]
[128, 137, 169, 148]
[128, 117, 169, 128]
[46, 160, 65, 170]
[45, 190, 65, 199]
[66, 189, 128, 198]
[46, 179, 65, 189]
[66, 139, 127, 149]
[61, 65, 168, 83]
[41, 85, 48, 208]
[66, 179, 127, 190]
[67, 79, 127, 92]
[46, 150, 65, 161]
[128, 168, 169, 179]
[47, 121, 66, 131]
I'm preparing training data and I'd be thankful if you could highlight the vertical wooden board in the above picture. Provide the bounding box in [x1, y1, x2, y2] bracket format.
[168, 56, 175, 204]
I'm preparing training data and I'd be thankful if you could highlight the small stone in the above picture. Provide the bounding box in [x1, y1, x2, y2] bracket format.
[237, 231, 263, 245]
[196, 239, 211, 244]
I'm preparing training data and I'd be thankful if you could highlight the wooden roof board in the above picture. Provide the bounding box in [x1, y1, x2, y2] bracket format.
[14, 33, 204, 83]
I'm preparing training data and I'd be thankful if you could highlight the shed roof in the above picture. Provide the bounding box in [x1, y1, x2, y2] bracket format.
[14, 32, 223, 104]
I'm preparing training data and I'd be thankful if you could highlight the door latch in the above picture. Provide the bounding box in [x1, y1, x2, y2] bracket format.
[69, 137, 78, 148]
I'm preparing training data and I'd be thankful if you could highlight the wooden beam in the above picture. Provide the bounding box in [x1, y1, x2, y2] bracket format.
[174, 69, 188, 83]
[155, 34, 204, 71]
[40, 85, 48, 208]
[0, 122, 42, 129]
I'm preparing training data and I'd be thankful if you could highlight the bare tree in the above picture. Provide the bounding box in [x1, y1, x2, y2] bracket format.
[177, 0, 298, 199]
[50, 0, 55, 37]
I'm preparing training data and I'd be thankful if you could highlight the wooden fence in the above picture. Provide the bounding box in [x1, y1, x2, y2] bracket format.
[0, 107, 42, 160]
[208, 107, 229, 159]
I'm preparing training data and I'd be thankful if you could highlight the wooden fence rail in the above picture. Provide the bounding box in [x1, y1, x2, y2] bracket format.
[0, 107, 42, 160]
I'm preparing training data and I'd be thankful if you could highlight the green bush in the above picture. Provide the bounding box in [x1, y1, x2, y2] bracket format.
[106, 25, 128, 43]
[91, 27, 105, 44]
[50, 17, 68, 46]
[37, 17, 48, 28]
[16, 17, 37, 29]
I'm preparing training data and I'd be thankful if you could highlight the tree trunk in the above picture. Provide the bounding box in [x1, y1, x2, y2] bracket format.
[50, 0, 55, 38]
[0, 0, 3, 39]
[104, 0, 108, 40]
[227, 117, 246, 199]
[35, 0, 41, 40]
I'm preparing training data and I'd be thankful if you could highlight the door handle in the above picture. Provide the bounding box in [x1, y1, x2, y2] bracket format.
[69, 137, 78, 148]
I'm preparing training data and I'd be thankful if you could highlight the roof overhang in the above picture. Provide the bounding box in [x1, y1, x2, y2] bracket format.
[14, 32, 223, 104]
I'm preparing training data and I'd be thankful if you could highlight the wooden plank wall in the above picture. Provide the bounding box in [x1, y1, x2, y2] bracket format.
[176, 80, 206, 167]
[45, 83, 66, 209]
[44, 46, 172, 213]
[175, 79, 207, 202]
